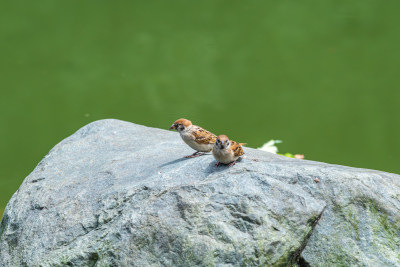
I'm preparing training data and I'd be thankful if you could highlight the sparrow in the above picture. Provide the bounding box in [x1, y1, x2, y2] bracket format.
[212, 135, 245, 167]
[169, 118, 217, 158]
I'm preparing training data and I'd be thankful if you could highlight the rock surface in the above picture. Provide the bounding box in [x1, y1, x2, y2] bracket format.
[0, 119, 399, 266]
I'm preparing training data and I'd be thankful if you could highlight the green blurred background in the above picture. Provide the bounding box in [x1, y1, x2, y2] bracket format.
[1, 0, 400, 217]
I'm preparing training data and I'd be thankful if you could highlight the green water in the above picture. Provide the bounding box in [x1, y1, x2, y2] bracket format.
[1, 0, 400, 214]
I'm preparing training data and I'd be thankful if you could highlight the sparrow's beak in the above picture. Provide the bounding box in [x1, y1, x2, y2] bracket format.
[169, 124, 176, 130]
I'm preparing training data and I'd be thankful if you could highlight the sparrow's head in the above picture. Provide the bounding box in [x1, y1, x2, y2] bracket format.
[215, 135, 230, 149]
[169, 118, 192, 132]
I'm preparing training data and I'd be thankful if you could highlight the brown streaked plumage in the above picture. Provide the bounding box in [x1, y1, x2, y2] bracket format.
[192, 128, 217, 145]
[212, 134, 245, 167]
[169, 118, 217, 158]
[231, 141, 245, 158]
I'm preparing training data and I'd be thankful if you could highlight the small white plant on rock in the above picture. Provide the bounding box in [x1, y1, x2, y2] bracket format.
[257, 139, 282, 154]
[258, 139, 304, 159]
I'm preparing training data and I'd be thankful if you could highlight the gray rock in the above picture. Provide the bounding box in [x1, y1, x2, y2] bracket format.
[0, 119, 399, 267]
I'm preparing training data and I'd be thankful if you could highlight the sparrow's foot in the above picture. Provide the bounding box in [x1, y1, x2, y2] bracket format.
[228, 161, 236, 167]
[184, 152, 206, 158]
[215, 162, 221, 167]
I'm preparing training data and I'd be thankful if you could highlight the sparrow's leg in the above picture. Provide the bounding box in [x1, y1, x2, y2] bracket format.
[184, 152, 206, 158]
[228, 161, 236, 167]
[184, 151, 199, 158]
[215, 162, 221, 167]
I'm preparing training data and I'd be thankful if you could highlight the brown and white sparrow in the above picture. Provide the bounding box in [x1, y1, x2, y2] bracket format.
[212, 135, 245, 167]
[169, 118, 217, 158]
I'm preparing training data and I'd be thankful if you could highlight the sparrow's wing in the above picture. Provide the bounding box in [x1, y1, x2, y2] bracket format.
[192, 127, 217, 145]
[231, 141, 245, 157]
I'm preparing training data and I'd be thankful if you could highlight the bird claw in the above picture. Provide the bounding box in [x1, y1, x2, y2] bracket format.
[228, 161, 236, 167]
[215, 161, 236, 167]
[184, 152, 206, 158]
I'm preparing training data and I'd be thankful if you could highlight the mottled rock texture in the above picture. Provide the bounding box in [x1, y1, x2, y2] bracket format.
[0, 119, 399, 266]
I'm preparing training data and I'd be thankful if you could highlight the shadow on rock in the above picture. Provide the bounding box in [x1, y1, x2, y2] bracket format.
[158, 157, 192, 168]
[205, 157, 245, 174]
